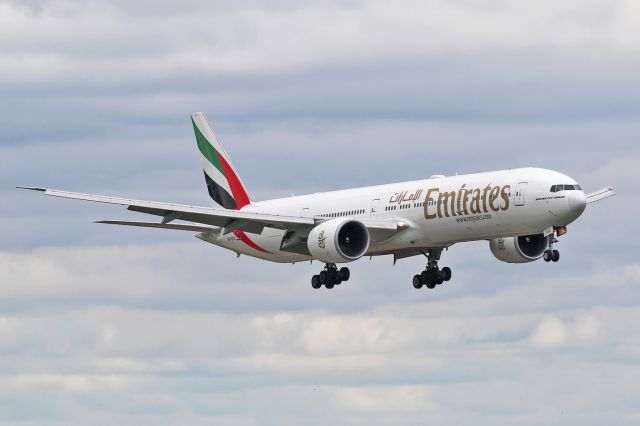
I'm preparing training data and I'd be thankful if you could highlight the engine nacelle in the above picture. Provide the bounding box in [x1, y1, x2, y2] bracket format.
[307, 218, 370, 263]
[490, 234, 549, 263]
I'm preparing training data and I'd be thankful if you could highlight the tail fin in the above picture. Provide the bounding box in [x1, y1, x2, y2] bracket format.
[191, 112, 251, 210]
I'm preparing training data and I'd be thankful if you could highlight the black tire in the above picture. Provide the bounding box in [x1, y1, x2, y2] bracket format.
[435, 270, 444, 285]
[441, 267, 452, 282]
[425, 268, 437, 289]
[339, 267, 350, 281]
[543, 250, 552, 262]
[319, 271, 327, 284]
[420, 270, 429, 285]
[325, 282, 335, 289]
[552, 250, 560, 262]
[311, 275, 321, 289]
[413, 275, 423, 289]
[328, 269, 338, 284]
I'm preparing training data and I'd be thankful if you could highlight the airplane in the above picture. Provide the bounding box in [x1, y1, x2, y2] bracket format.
[20, 112, 616, 290]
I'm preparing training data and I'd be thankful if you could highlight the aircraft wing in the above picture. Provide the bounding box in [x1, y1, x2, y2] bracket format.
[18, 187, 404, 242]
[18, 187, 315, 234]
[586, 186, 616, 204]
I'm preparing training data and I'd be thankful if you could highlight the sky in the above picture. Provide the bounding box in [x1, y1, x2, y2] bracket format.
[1, 0, 640, 424]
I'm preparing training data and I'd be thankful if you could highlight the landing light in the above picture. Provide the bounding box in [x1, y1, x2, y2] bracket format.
[555, 226, 567, 237]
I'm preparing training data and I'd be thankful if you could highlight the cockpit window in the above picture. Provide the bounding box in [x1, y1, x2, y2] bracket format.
[551, 184, 581, 192]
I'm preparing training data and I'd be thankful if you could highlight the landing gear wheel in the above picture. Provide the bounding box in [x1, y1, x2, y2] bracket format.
[312, 264, 347, 289]
[413, 248, 452, 289]
[543, 250, 553, 262]
[311, 275, 321, 289]
[552, 250, 560, 262]
[441, 267, 452, 282]
[339, 267, 350, 282]
[413, 275, 423, 289]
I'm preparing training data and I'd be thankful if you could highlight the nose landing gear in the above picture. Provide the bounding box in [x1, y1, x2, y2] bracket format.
[311, 264, 350, 289]
[412, 248, 452, 289]
[543, 234, 561, 263]
[543, 249, 560, 262]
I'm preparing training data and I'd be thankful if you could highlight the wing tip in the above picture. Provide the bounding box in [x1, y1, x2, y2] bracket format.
[17, 186, 46, 192]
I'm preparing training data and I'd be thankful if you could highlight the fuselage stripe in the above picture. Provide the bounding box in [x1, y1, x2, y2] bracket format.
[234, 230, 272, 254]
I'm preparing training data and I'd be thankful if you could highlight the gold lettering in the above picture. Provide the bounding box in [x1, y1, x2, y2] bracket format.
[463, 188, 470, 215]
[424, 188, 438, 219]
[471, 188, 482, 214]
[500, 185, 511, 211]
[457, 184, 466, 215]
[482, 184, 492, 213]
[489, 186, 501, 212]
[438, 191, 457, 217]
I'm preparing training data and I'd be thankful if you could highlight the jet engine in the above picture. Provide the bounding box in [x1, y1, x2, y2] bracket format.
[490, 234, 549, 263]
[307, 218, 370, 263]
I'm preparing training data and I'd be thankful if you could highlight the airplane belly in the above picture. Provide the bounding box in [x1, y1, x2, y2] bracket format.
[197, 229, 310, 263]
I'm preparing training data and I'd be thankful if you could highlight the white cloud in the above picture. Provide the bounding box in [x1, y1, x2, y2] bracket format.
[623, 264, 640, 283]
[0, 302, 639, 424]
[528, 314, 605, 348]
[529, 316, 570, 348]
[333, 385, 437, 414]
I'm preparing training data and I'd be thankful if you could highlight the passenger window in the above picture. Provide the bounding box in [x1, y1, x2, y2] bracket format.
[550, 185, 556, 192]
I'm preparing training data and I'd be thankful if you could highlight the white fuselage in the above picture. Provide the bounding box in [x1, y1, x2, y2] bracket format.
[200, 167, 586, 263]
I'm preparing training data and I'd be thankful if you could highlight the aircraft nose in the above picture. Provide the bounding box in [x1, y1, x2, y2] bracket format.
[568, 191, 586, 216]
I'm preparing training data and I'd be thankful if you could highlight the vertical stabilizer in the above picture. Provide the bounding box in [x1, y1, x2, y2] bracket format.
[191, 112, 251, 210]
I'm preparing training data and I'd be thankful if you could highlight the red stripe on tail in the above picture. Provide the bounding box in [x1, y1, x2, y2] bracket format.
[216, 152, 251, 209]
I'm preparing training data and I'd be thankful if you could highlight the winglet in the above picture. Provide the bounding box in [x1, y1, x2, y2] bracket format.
[16, 186, 46, 192]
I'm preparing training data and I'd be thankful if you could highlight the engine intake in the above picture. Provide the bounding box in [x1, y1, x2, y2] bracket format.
[490, 234, 549, 263]
[307, 218, 370, 263]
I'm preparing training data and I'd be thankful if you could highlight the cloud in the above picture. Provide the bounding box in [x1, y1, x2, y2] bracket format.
[0, 300, 639, 424]
[529, 316, 570, 348]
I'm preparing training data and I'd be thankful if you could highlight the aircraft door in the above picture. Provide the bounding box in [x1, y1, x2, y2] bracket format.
[515, 182, 528, 206]
[370, 199, 380, 220]
[300, 208, 310, 217]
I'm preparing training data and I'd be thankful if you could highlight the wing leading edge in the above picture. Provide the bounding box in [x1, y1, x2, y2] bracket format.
[17, 187, 403, 243]
[17, 187, 315, 234]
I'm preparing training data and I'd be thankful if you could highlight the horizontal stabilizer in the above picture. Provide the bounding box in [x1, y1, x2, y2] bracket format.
[586, 186, 615, 204]
[96, 220, 218, 233]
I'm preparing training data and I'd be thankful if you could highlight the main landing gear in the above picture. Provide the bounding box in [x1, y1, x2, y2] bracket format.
[311, 264, 350, 289]
[543, 236, 560, 263]
[412, 248, 452, 290]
